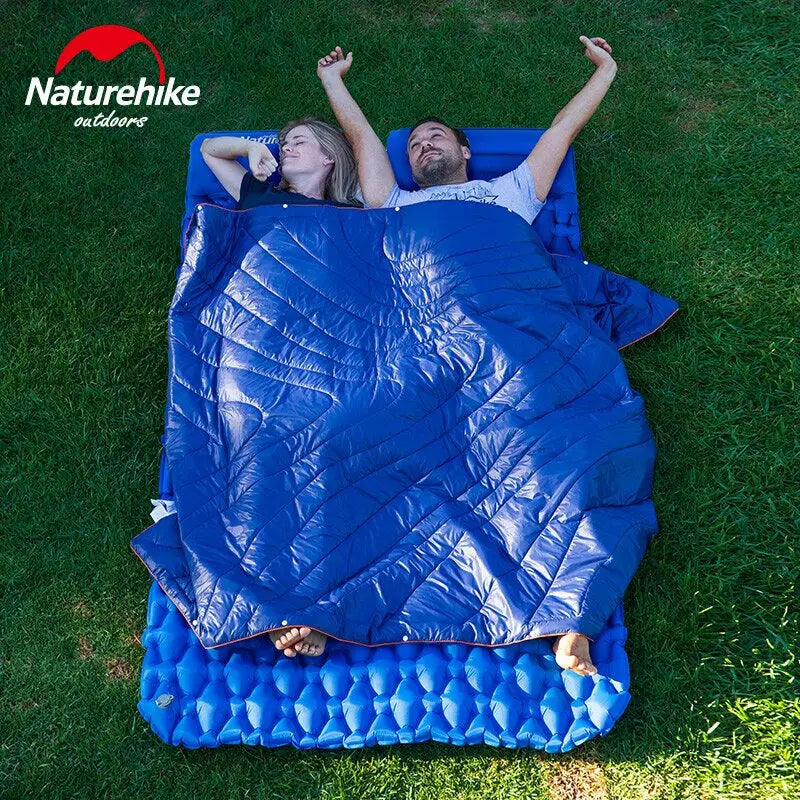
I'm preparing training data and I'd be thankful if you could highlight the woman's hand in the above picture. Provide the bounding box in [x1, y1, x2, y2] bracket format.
[317, 46, 353, 84]
[247, 141, 278, 182]
[579, 36, 616, 71]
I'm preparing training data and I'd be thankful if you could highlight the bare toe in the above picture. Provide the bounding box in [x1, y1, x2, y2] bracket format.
[302, 630, 327, 657]
[289, 630, 328, 657]
[283, 627, 310, 647]
[552, 633, 597, 676]
[276, 628, 299, 649]
[268, 630, 286, 651]
[269, 625, 312, 653]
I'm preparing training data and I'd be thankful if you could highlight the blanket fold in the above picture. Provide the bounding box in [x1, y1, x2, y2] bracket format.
[132, 201, 678, 649]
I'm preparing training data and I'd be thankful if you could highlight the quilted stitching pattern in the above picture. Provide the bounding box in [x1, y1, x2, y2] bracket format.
[132, 130, 678, 751]
[132, 200, 663, 649]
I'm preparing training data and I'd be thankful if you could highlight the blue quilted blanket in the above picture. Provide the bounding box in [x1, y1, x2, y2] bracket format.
[132, 200, 677, 650]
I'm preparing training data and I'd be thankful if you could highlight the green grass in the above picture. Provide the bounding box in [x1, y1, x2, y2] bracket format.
[1, 1, 797, 798]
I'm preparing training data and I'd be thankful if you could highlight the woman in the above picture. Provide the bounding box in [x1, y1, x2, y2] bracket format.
[200, 118, 360, 661]
[199, 116, 362, 210]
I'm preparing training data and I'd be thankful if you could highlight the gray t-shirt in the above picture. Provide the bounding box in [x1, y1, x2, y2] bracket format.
[380, 161, 545, 224]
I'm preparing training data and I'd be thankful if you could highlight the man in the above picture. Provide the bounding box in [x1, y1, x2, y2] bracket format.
[316, 36, 616, 230]
[276, 39, 619, 673]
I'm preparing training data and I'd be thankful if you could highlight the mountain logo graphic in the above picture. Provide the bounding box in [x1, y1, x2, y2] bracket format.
[54, 24, 166, 84]
[24, 24, 200, 127]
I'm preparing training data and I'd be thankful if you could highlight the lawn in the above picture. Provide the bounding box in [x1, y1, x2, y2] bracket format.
[1, 1, 797, 798]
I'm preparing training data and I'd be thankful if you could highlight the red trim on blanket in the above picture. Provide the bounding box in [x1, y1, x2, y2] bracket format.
[182, 201, 369, 258]
[130, 537, 594, 652]
[619, 306, 680, 350]
[547, 251, 681, 351]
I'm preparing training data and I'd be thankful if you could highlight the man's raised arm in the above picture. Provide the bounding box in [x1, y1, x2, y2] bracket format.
[526, 36, 618, 203]
[317, 47, 397, 208]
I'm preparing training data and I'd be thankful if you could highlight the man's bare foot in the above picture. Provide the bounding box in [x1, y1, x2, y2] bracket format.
[552, 633, 597, 676]
[294, 629, 327, 657]
[268, 626, 311, 658]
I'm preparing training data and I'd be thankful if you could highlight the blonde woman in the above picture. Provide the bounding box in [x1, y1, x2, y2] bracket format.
[200, 116, 362, 210]
[200, 118, 360, 661]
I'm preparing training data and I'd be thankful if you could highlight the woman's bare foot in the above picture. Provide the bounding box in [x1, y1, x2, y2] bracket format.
[294, 629, 327, 657]
[268, 626, 311, 658]
[552, 633, 597, 676]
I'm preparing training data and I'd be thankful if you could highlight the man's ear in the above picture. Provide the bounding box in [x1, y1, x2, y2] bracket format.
[462, 146, 471, 161]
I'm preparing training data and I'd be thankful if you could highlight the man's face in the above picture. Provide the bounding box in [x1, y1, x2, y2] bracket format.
[407, 123, 470, 187]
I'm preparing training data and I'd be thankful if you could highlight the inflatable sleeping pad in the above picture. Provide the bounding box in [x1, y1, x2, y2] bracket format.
[132, 128, 678, 750]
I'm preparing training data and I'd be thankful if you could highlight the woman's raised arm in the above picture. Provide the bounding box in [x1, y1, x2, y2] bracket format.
[200, 136, 278, 201]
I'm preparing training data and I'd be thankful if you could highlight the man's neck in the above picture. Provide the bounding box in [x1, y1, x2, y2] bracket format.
[419, 171, 469, 189]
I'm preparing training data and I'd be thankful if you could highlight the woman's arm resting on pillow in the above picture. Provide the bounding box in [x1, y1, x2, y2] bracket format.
[200, 136, 277, 201]
[526, 36, 617, 203]
[317, 47, 397, 208]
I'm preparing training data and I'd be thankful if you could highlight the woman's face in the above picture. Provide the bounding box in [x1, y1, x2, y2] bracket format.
[280, 125, 333, 181]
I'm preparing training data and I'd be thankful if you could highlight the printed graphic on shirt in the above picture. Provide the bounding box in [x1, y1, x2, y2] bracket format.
[382, 162, 545, 225]
[424, 187, 500, 205]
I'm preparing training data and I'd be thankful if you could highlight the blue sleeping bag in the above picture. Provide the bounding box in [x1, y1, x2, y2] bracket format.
[131, 129, 678, 750]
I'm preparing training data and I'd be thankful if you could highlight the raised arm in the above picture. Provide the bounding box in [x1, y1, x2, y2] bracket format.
[317, 47, 397, 208]
[200, 136, 278, 201]
[526, 36, 617, 203]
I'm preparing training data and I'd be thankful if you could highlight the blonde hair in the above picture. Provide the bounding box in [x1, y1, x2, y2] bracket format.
[277, 117, 360, 206]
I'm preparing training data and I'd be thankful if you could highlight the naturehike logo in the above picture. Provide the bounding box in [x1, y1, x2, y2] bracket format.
[25, 25, 200, 128]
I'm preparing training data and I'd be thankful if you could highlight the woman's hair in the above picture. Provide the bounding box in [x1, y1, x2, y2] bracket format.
[277, 116, 360, 206]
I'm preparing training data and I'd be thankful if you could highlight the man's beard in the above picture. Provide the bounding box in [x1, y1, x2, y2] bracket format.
[412, 150, 462, 187]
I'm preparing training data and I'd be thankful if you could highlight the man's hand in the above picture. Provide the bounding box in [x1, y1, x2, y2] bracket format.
[317, 46, 353, 84]
[525, 36, 618, 203]
[247, 141, 278, 182]
[317, 44, 397, 207]
[579, 35, 616, 70]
